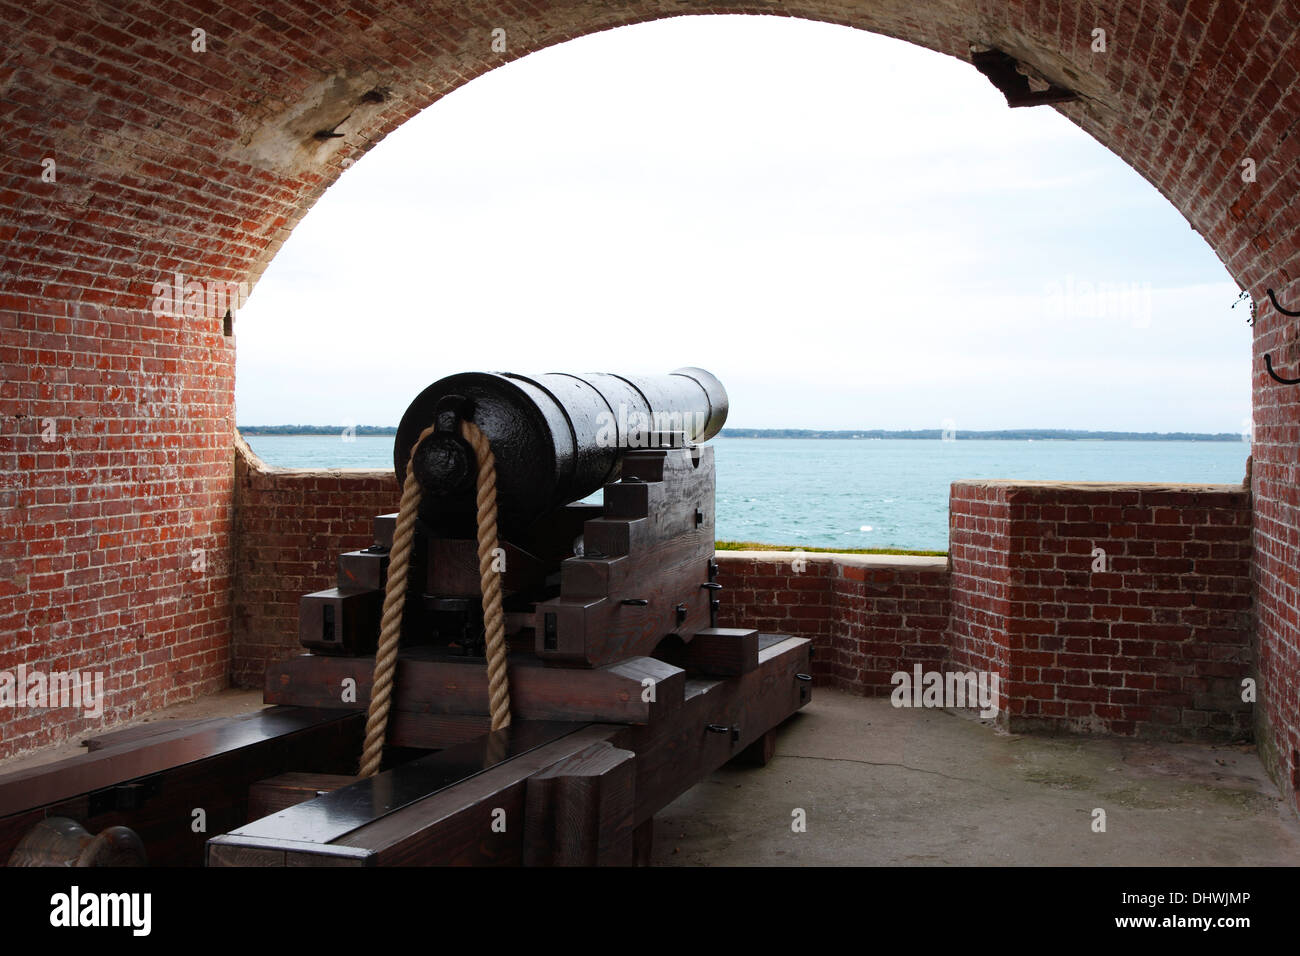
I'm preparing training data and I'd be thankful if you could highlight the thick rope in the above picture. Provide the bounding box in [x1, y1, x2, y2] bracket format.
[461, 420, 512, 733]
[358, 420, 510, 777]
[358, 422, 435, 778]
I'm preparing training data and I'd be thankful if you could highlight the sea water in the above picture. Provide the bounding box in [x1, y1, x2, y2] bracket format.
[241, 434, 1249, 552]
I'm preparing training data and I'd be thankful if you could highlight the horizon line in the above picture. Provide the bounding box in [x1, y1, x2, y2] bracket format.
[237, 425, 1247, 439]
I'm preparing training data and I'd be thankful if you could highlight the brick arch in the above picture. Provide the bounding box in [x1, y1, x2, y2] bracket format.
[2, 2, 1298, 805]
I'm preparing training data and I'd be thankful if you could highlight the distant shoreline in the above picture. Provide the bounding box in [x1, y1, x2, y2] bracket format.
[239, 425, 1245, 442]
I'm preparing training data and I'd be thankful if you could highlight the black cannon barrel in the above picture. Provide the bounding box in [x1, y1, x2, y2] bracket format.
[393, 368, 727, 527]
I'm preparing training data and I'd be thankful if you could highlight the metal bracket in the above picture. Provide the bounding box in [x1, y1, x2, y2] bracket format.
[1265, 354, 1300, 385]
[707, 724, 740, 744]
[1267, 288, 1300, 317]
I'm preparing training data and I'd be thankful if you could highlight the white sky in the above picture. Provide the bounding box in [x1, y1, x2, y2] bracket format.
[235, 15, 1250, 433]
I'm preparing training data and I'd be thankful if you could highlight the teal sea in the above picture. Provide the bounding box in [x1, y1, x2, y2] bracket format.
[241, 435, 1250, 552]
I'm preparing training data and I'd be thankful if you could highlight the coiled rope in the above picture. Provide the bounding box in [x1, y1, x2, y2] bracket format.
[359, 419, 511, 778]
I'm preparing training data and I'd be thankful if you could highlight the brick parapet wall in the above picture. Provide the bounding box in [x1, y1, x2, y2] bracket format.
[230, 439, 397, 686]
[229, 471, 1254, 746]
[949, 481, 1253, 741]
[947, 483, 1014, 688]
[715, 552, 950, 692]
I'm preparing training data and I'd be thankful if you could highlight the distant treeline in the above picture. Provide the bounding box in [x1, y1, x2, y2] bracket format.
[240, 425, 398, 435]
[239, 424, 1243, 441]
[719, 428, 1244, 441]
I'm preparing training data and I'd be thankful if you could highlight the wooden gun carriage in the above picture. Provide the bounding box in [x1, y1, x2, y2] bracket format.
[0, 369, 811, 866]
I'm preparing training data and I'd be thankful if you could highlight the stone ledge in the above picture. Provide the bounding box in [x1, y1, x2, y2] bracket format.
[716, 550, 949, 571]
[954, 479, 1247, 493]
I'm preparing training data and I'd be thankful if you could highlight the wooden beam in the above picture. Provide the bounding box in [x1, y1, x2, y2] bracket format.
[248, 772, 360, 820]
[0, 709, 363, 866]
[523, 741, 635, 866]
[611, 636, 811, 825]
[265, 652, 686, 727]
[687, 627, 759, 676]
[209, 724, 623, 866]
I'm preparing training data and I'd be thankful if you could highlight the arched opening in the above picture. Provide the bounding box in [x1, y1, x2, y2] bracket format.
[234, 16, 1249, 553]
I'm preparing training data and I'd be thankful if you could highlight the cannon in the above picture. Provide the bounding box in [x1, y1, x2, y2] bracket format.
[394, 367, 728, 531]
[300, 368, 732, 663]
[0, 368, 811, 867]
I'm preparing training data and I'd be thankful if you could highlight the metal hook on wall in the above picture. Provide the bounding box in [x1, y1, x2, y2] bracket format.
[1264, 353, 1300, 385]
[1262, 289, 1300, 383]
[1266, 288, 1300, 317]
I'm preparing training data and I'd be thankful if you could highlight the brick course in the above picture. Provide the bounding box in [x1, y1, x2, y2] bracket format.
[715, 552, 949, 693]
[230, 438, 398, 686]
[947, 481, 1253, 740]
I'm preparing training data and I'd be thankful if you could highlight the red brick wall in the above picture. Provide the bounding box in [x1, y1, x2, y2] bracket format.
[1251, 300, 1300, 798]
[947, 483, 1015, 691]
[948, 481, 1253, 741]
[715, 553, 950, 691]
[231, 441, 397, 687]
[718, 482, 1254, 745]
[0, 301, 235, 760]
[231, 478, 1251, 743]
[830, 559, 951, 691]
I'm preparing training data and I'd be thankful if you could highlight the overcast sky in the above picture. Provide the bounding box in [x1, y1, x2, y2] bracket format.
[234, 15, 1249, 433]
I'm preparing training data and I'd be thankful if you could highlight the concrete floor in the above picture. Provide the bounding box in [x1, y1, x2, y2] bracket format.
[651, 688, 1300, 865]
[4, 686, 1296, 866]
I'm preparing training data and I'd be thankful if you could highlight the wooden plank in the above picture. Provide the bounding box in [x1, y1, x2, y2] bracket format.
[207, 834, 372, 867]
[226, 722, 585, 848]
[248, 772, 359, 820]
[263, 656, 372, 711]
[0, 710, 364, 866]
[373, 514, 397, 549]
[598, 447, 715, 543]
[605, 658, 684, 719]
[389, 712, 491, 750]
[0, 707, 356, 817]
[633, 817, 654, 867]
[327, 725, 624, 866]
[610, 636, 812, 825]
[687, 627, 759, 676]
[337, 549, 388, 591]
[427, 539, 543, 595]
[265, 653, 686, 726]
[206, 843, 287, 867]
[299, 588, 382, 655]
[523, 741, 635, 866]
[536, 530, 715, 666]
[536, 447, 717, 667]
[81, 716, 230, 752]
